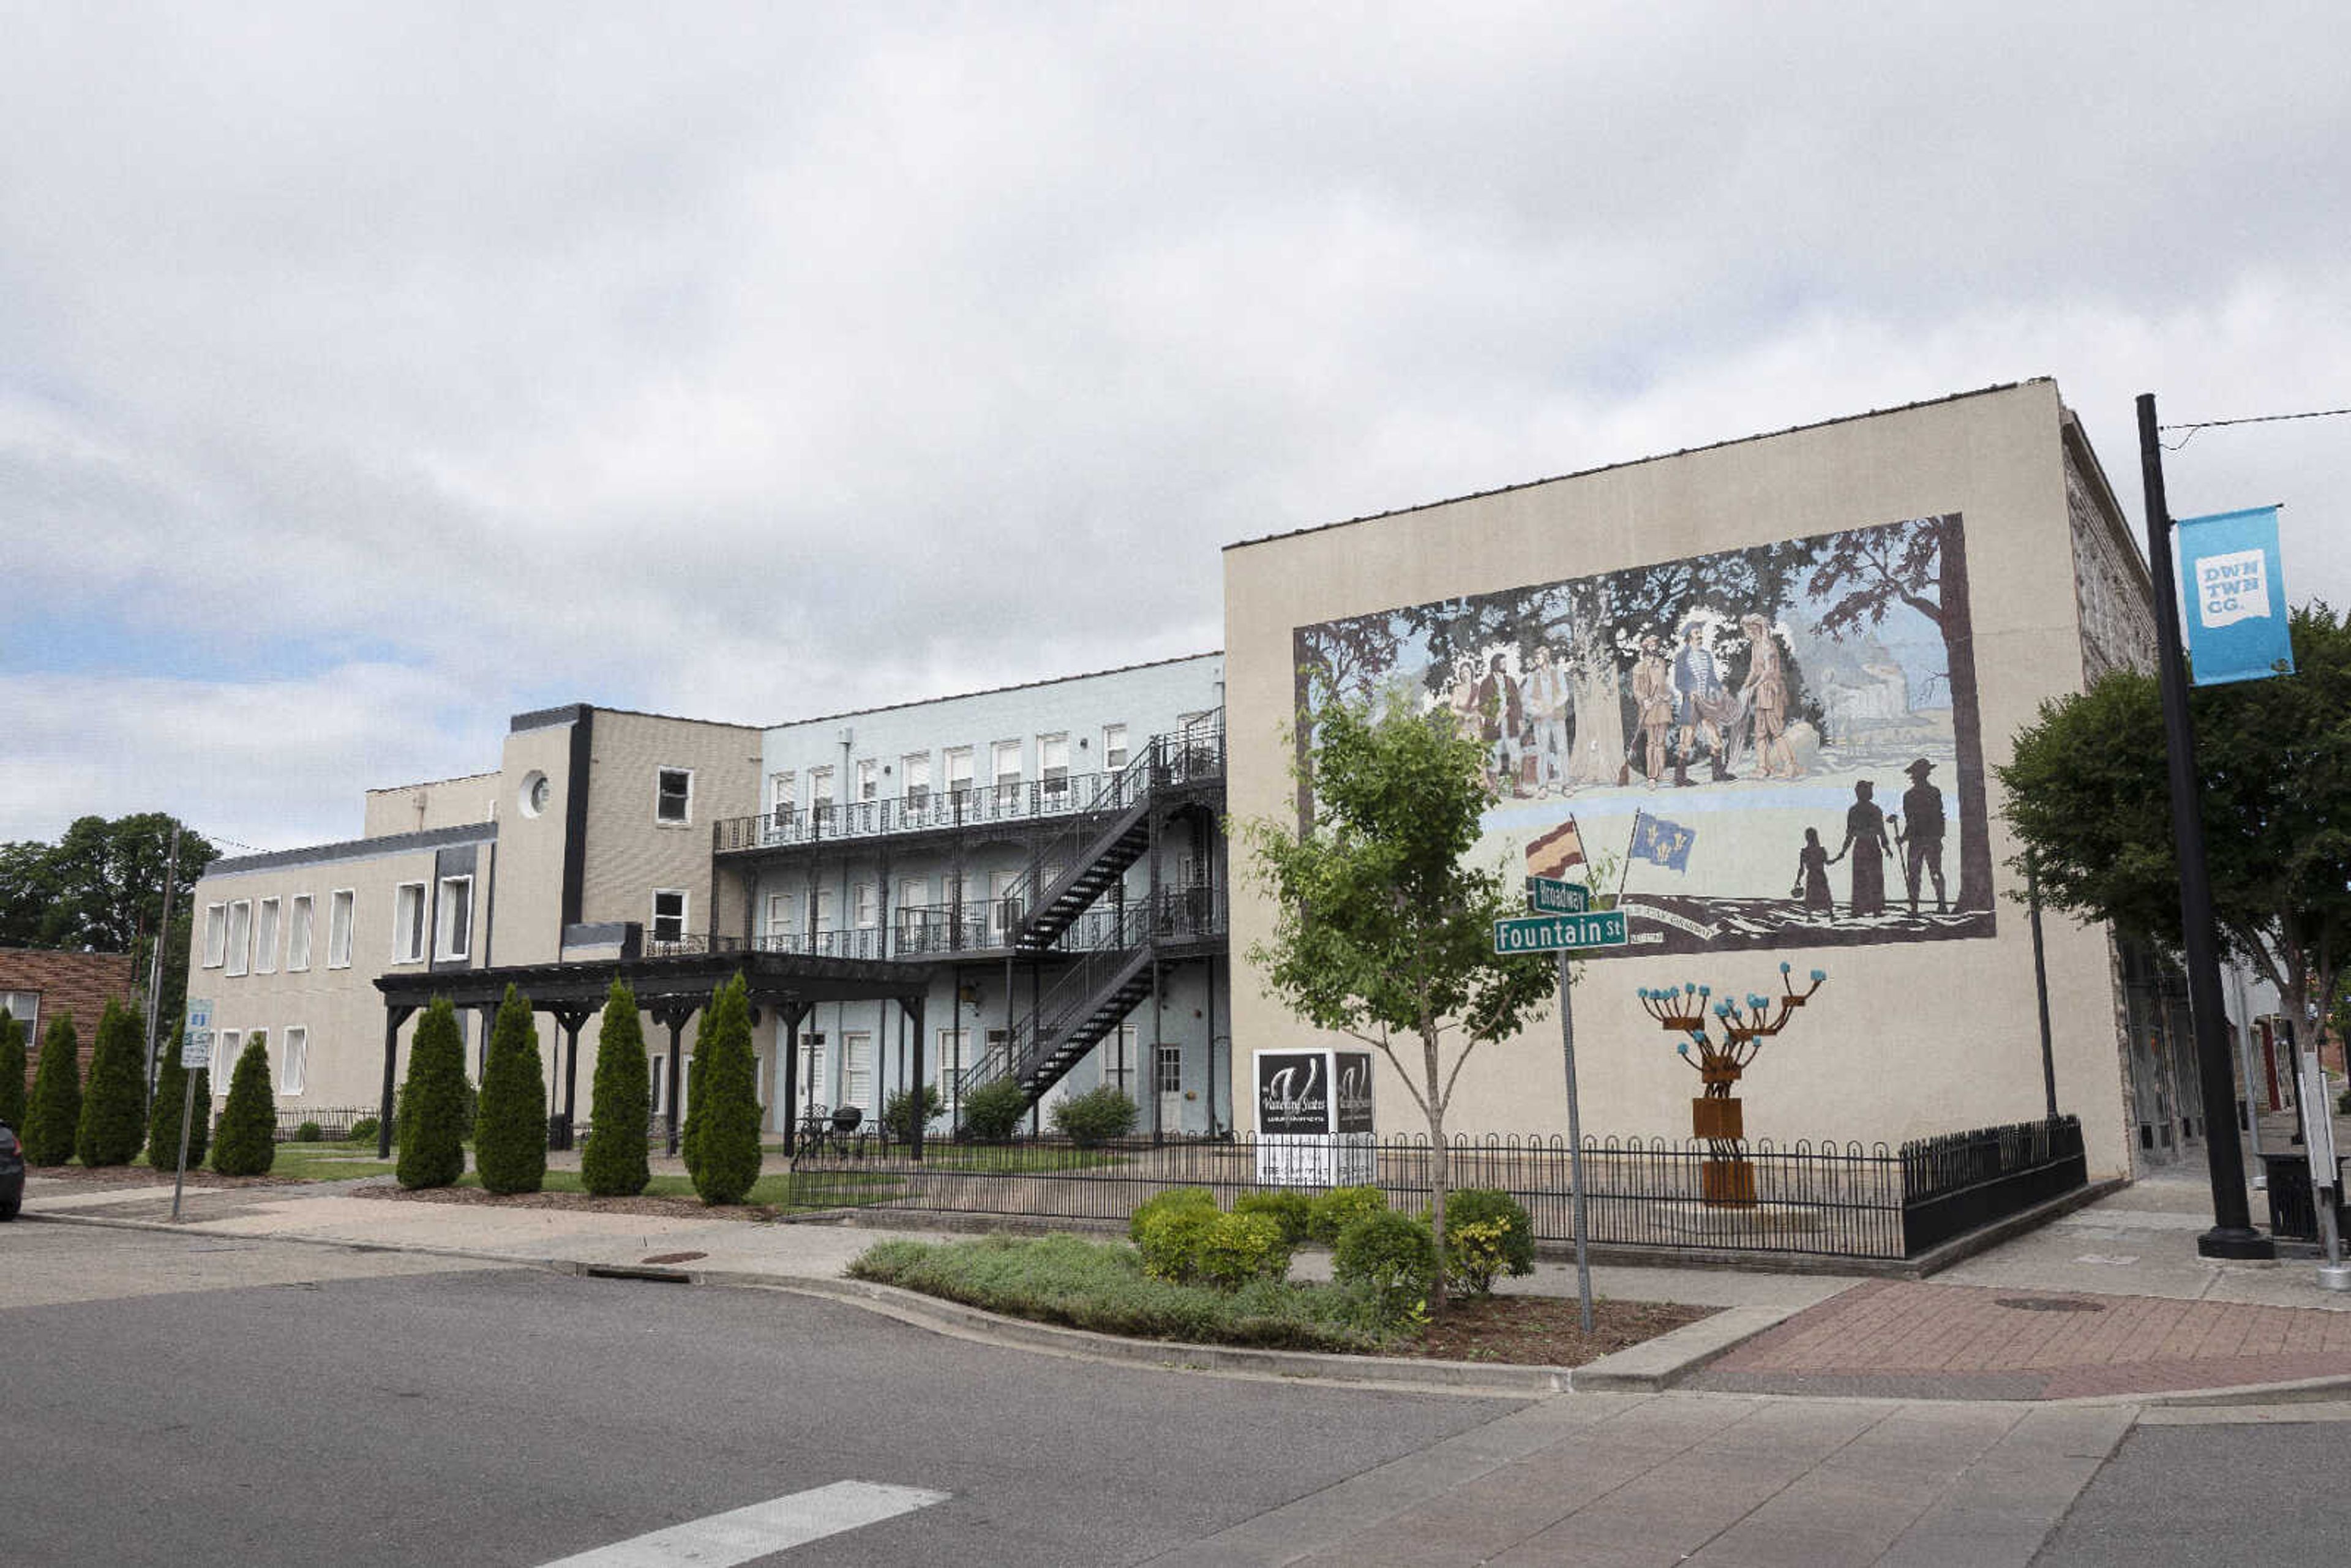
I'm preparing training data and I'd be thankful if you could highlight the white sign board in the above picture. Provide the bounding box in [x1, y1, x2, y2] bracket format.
[1253, 1048, 1376, 1188]
[2305, 1055, 2340, 1191]
[181, 998, 214, 1070]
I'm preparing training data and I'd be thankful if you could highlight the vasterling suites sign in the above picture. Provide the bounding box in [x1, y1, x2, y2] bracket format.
[1254, 1048, 1374, 1185]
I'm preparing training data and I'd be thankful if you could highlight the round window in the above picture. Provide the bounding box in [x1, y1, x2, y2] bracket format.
[520, 771, 552, 818]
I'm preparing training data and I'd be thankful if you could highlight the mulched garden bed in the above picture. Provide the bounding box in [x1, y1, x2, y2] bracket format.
[23, 1163, 315, 1190]
[352, 1184, 782, 1223]
[1398, 1292, 1717, 1366]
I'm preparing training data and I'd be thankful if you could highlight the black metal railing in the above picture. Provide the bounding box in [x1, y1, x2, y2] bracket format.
[268, 1106, 382, 1142]
[1899, 1115, 2087, 1255]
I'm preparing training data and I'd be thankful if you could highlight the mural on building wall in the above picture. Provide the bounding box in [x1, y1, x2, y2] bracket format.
[1292, 513, 1996, 956]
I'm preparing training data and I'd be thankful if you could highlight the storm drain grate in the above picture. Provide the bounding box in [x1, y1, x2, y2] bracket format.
[1993, 1296, 2107, 1313]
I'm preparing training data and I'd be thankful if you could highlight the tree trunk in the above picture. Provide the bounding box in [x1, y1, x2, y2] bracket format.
[1422, 1024, 1450, 1318]
[1938, 517, 1995, 912]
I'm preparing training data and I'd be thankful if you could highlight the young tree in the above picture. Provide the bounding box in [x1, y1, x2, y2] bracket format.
[146, 1052, 212, 1171]
[211, 1033, 277, 1176]
[0, 1008, 26, 1131]
[397, 997, 470, 1190]
[75, 998, 149, 1166]
[473, 986, 547, 1195]
[21, 1011, 83, 1166]
[1242, 689, 1556, 1315]
[685, 975, 761, 1205]
[2001, 603, 2351, 1048]
[580, 981, 651, 1198]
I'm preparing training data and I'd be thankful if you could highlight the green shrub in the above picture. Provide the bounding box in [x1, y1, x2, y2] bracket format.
[473, 986, 547, 1195]
[348, 1115, 380, 1146]
[686, 975, 762, 1206]
[1234, 1189, 1316, 1247]
[1049, 1084, 1138, 1147]
[1333, 1209, 1438, 1327]
[1439, 1188, 1535, 1294]
[397, 997, 470, 1190]
[295, 1120, 323, 1142]
[1136, 1200, 1223, 1283]
[1192, 1211, 1292, 1289]
[961, 1078, 1030, 1142]
[1308, 1184, 1387, 1244]
[148, 1051, 192, 1169]
[882, 1082, 945, 1143]
[0, 1007, 26, 1132]
[211, 1035, 278, 1176]
[76, 999, 149, 1166]
[1128, 1185, 1218, 1243]
[580, 981, 651, 1198]
[21, 1011, 82, 1166]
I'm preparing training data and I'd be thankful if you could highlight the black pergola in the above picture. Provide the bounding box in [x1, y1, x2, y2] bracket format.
[372, 950, 936, 1162]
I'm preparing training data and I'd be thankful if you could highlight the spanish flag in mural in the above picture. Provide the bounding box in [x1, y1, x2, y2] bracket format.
[1525, 815, 1586, 880]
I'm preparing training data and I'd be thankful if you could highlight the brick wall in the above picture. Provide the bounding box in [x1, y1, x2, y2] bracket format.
[1, 948, 139, 1093]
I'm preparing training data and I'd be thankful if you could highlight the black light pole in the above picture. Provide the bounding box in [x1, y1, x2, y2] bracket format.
[2137, 392, 2272, 1259]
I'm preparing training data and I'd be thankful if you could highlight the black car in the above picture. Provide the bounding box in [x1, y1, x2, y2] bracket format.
[0, 1120, 23, 1220]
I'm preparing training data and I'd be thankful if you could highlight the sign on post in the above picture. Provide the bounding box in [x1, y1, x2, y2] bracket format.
[2178, 505, 2293, 686]
[1524, 876, 1589, 915]
[1253, 1048, 1375, 1187]
[181, 998, 214, 1070]
[1493, 910, 1627, 953]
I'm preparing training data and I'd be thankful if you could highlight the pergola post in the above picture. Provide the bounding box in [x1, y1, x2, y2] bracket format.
[781, 1000, 808, 1157]
[552, 1004, 594, 1150]
[377, 1004, 416, 1159]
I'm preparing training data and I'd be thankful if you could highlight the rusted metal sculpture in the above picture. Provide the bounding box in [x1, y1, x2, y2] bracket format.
[1638, 963, 1827, 1206]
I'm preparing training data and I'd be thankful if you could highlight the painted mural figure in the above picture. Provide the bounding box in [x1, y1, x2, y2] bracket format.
[1445, 655, 1483, 749]
[1475, 651, 1526, 794]
[1791, 827, 1835, 913]
[1522, 644, 1573, 792]
[1739, 613, 1801, 780]
[1631, 635, 1676, 786]
[1897, 757, 1949, 914]
[1838, 780, 1893, 916]
[1671, 622, 1734, 784]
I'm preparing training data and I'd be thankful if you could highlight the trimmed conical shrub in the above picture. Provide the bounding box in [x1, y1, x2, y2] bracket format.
[211, 1034, 277, 1176]
[581, 981, 650, 1198]
[0, 1007, 26, 1132]
[473, 985, 547, 1195]
[77, 999, 149, 1166]
[149, 1050, 199, 1170]
[687, 975, 762, 1206]
[21, 1011, 83, 1166]
[397, 997, 470, 1190]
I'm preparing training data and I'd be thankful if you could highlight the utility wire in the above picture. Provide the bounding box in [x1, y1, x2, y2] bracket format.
[2158, 405, 2351, 450]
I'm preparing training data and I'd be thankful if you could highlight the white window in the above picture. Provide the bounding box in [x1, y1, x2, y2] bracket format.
[1038, 733, 1070, 799]
[392, 882, 427, 964]
[813, 886, 837, 936]
[988, 869, 1020, 944]
[280, 1027, 309, 1095]
[855, 758, 878, 801]
[843, 1030, 873, 1112]
[936, 1028, 970, 1111]
[214, 1029, 241, 1082]
[254, 898, 280, 974]
[800, 1032, 827, 1106]
[0, 991, 38, 1043]
[765, 891, 794, 941]
[651, 889, 688, 944]
[902, 752, 931, 806]
[943, 747, 974, 798]
[991, 739, 1022, 795]
[435, 876, 473, 961]
[202, 903, 228, 969]
[770, 770, 797, 814]
[852, 882, 877, 930]
[287, 895, 314, 972]
[1103, 724, 1129, 770]
[225, 900, 253, 977]
[656, 767, 694, 824]
[896, 877, 929, 939]
[1157, 1043, 1183, 1096]
[328, 889, 355, 969]
[810, 767, 835, 818]
[1102, 1024, 1138, 1096]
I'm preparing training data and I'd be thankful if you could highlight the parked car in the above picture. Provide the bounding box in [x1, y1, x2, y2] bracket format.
[0, 1120, 23, 1220]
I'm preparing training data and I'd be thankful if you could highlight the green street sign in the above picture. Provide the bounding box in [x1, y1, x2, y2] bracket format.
[1524, 876, 1589, 915]
[1493, 910, 1627, 953]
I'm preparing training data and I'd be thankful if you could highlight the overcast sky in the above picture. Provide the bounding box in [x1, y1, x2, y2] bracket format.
[5, 3, 2346, 853]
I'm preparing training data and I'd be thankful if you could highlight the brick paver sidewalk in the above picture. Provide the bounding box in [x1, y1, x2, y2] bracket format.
[1689, 1280, 2351, 1400]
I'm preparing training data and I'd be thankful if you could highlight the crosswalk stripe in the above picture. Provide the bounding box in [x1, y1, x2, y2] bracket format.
[536, 1480, 950, 1567]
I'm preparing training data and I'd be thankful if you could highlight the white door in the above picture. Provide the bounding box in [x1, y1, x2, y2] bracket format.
[844, 1030, 873, 1114]
[1157, 1044, 1183, 1133]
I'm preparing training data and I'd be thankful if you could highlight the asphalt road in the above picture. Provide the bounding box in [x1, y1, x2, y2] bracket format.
[2033, 1413, 2351, 1567]
[0, 1225, 1511, 1567]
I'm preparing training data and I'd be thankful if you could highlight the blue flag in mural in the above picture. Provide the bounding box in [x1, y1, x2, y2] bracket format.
[1630, 811, 1695, 872]
[2177, 505, 2293, 686]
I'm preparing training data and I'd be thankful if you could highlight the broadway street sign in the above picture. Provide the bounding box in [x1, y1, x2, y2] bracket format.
[1493, 910, 1627, 953]
[1524, 876, 1589, 915]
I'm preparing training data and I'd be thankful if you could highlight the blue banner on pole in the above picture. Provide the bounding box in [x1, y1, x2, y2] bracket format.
[2177, 505, 2292, 686]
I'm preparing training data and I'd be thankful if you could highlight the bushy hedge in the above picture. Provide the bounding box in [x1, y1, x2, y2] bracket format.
[580, 981, 650, 1198]
[348, 1116, 380, 1146]
[146, 1059, 212, 1171]
[76, 999, 150, 1166]
[881, 1082, 943, 1143]
[211, 1035, 278, 1176]
[684, 975, 761, 1206]
[1333, 1209, 1438, 1328]
[397, 997, 470, 1190]
[0, 1007, 26, 1131]
[473, 986, 547, 1195]
[1128, 1185, 1217, 1243]
[1307, 1184, 1387, 1244]
[21, 1011, 82, 1166]
[960, 1078, 1029, 1142]
[1049, 1084, 1137, 1147]
[1233, 1189, 1316, 1247]
[1439, 1189, 1535, 1295]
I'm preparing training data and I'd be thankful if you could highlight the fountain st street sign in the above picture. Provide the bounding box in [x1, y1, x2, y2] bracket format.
[1493, 910, 1627, 953]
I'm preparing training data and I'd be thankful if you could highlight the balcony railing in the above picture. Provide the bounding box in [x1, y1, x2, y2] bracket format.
[634, 887, 1225, 972]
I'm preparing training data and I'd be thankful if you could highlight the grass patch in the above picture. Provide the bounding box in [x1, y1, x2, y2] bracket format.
[266, 1145, 400, 1182]
[452, 1169, 902, 1209]
[847, 1234, 1397, 1352]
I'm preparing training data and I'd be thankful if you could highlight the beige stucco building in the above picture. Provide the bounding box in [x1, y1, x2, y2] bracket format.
[1222, 380, 2159, 1180]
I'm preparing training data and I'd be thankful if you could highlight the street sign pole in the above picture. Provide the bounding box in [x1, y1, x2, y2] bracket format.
[1556, 950, 1594, 1334]
[171, 999, 211, 1225]
[169, 1067, 197, 1224]
[2138, 393, 2271, 1259]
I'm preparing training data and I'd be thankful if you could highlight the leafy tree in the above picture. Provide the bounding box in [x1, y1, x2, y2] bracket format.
[211, 1033, 277, 1176]
[0, 1008, 26, 1131]
[397, 998, 470, 1190]
[75, 998, 149, 1166]
[1242, 689, 1555, 1315]
[21, 1011, 83, 1165]
[473, 986, 548, 1195]
[880, 1081, 943, 1144]
[1049, 1084, 1138, 1146]
[147, 1053, 212, 1171]
[959, 1077, 1029, 1142]
[685, 975, 761, 1205]
[2001, 603, 2351, 1046]
[0, 814, 216, 1039]
[580, 981, 651, 1197]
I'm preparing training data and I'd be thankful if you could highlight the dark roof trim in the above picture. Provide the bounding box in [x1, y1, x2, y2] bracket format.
[206, 822, 497, 878]
[767, 649, 1226, 732]
[510, 702, 763, 734]
[1221, 379, 2052, 553]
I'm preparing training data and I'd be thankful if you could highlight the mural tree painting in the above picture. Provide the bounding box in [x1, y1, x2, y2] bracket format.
[1804, 516, 1990, 910]
[1243, 689, 1555, 1315]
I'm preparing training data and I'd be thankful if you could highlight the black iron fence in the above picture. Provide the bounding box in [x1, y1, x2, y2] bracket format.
[266, 1106, 379, 1142]
[791, 1115, 2088, 1261]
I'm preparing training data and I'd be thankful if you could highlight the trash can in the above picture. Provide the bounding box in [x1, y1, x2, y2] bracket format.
[2265, 1152, 2350, 1243]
